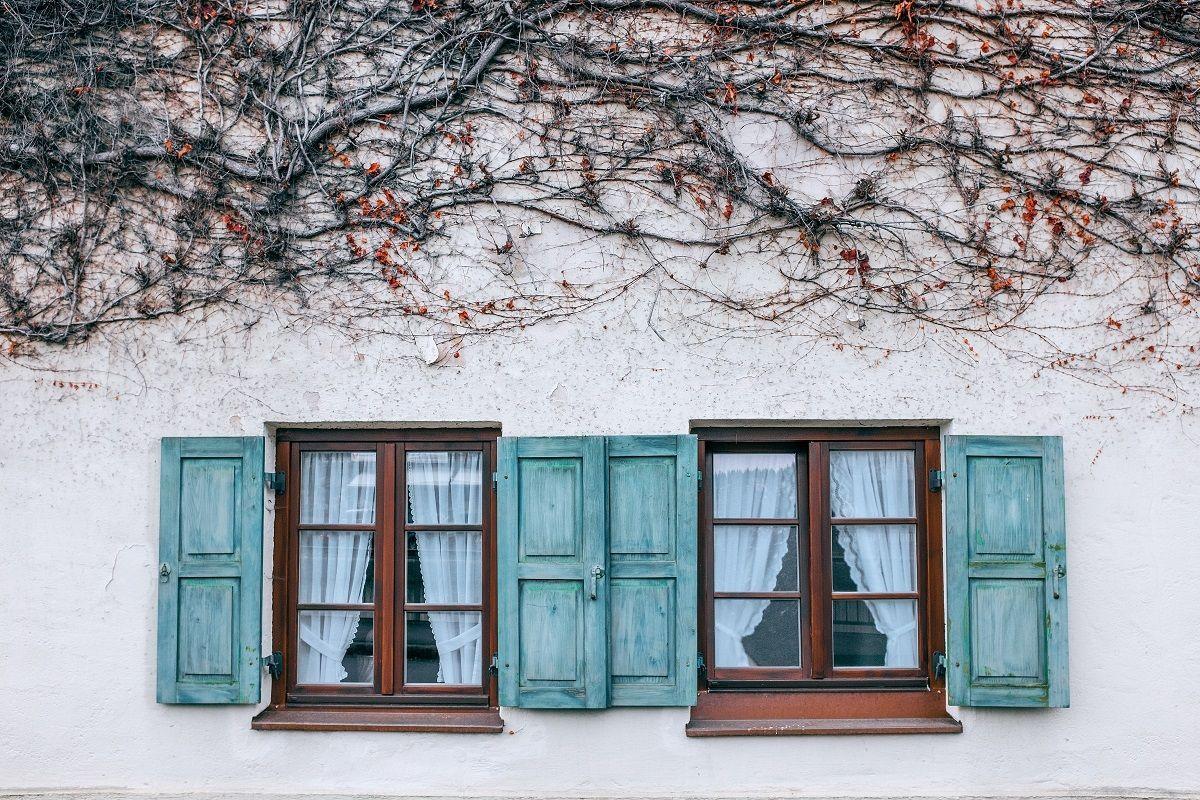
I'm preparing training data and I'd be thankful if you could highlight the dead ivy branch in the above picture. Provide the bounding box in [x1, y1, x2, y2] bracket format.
[0, 0, 1198, 392]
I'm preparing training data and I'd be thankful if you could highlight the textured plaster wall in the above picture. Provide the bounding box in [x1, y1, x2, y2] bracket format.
[1, 304, 1198, 798]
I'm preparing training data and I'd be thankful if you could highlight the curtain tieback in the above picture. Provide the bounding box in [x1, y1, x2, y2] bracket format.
[435, 622, 482, 653]
[883, 620, 918, 637]
[714, 623, 743, 641]
[299, 623, 353, 661]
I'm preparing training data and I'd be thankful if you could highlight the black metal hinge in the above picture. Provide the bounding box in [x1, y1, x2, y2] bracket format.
[697, 469, 703, 489]
[262, 651, 283, 679]
[696, 652, 706, 673]
[933, 650, 947, 680]
[489, 653, 499, 675]
[264, 472, 286, 495]
[492, 471, 499, 489]
[928, 468, 944, 493]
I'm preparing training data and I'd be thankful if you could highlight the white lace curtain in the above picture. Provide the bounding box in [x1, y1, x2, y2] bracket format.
[297, 451, 376, 683]
[407, 451, 483, 684]
[830, 450, 919, 667]
[712, 453, 795, 667]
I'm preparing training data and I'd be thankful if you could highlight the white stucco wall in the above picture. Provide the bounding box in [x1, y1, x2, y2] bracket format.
[2, 305, 1198, 798]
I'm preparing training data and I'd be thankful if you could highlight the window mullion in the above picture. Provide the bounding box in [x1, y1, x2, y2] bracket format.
[807, 441, 829, 679]
[391, 442, 407, 694]
[376, 442, 396, 696]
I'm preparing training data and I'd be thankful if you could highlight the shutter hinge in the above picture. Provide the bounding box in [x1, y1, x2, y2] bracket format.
[489, 653, 499, 675]
[928, 469, 944, 493]
[696, 652, 706, 672]
[262, 651, 283, 679]
[264, 472, 286, 495]
[492, 471, 499, 488]
[697, 469, 703, 489]
[933, 650, 947, 680]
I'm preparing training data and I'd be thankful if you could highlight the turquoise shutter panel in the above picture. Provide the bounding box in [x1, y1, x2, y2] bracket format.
[157, 437, 264, 704]
[945, 436, 1068, 707]
[498, 436, 608, 708]
[606, 435, 698, 706]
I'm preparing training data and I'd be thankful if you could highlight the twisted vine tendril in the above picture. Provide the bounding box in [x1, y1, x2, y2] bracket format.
[1, 0, 1198, 395]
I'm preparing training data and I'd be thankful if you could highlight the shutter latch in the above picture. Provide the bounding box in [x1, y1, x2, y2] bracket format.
[489, 654, 499, 675]
[264, 472, 286, 495]
[262, 651, 283, 679]
[933, 650, 947, 680]
[928, 469, 944, 493]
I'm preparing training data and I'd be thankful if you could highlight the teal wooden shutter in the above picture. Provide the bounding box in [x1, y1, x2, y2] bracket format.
[607, 435, 698, 706]
[157, 437, 264, 704]
[498, 437, 608, 708]
[945, 435, 1068, 708]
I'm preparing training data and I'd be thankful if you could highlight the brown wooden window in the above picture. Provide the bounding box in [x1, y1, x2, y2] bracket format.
[253, 429, 502, 733]
[689, 427, 959, 736]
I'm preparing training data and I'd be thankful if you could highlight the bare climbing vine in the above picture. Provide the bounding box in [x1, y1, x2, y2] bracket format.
[1, 0, 1198, 394]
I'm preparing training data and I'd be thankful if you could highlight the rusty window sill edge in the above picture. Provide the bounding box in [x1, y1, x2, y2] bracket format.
[685, 716, 963, 737]
[251, 706, 960, 735]
[251, 705, 504, 733]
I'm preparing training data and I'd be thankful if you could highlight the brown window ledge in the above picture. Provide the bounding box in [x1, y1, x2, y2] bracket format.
[687, 716, 962, 736]
[252, 704, 504, 733]
[686, 689, 961, 737]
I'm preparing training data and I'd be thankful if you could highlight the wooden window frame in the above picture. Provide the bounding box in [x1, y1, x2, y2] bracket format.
[253, 428, 502, 733]
[688, 426, 960, 736]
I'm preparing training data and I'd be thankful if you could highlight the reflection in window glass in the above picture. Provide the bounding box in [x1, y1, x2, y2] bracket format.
[300, 451, 376, 524]
[713, 599, 801, 668]
[298, 611, 374, 683]
[406, 451, 483, 525]
[829, 450, 914, 518]
[712, 453, 797, 519]
[714, 525, 797, 592]
[832, 599, 918, 668]
[405, 611, 483, 684]
[406, 531, 483, 604]
[300, 530, 374, 604]
[832, 525, 916, 593]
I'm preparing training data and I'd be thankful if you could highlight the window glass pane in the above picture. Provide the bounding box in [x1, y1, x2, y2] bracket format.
[300, 531, 374, 604]
[300, 451, 376, 524]
[713, 599, 801, 668]
[297, 611, 373, 683]
[406, 531, 483, 604]
[829, 450, 914, 518]
[405, 611, 483, 684]
[713, 525, 798, 592]
[832, 599, 918, 668]
[712, 453, 797, 519]
[406, 451, 483, 525]
[832, 525, 916, 593]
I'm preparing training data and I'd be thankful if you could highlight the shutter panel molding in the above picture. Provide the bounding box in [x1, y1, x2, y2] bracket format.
[157, 437, 265, 704]
[498, 436, 609, 708]
[606, 435, 698, 706]
[497, 435, 699, 709]
[945, 435, 1068, 708]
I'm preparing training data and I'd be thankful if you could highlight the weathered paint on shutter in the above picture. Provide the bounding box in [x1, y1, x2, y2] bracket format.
[606, 435, 698, 706]
[497, 436, 608, 708]
[945, 435, 1068, 707]
[156, 437, 264, 704]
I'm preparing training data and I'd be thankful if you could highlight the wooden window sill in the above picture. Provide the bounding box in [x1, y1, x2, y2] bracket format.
[251, 704, 504, 733]
[686, 688, 961, 737]
[686, 716, 961, 736]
